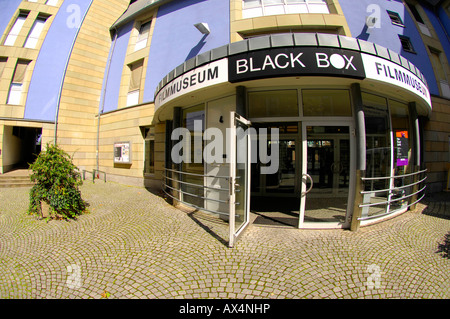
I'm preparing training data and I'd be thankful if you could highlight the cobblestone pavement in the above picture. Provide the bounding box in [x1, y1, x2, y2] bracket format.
[0, 182, 449, 299]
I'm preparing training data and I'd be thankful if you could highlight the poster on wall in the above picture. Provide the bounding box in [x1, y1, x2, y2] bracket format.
[396, 131, 409, 167]
[114, 142, 131, 164]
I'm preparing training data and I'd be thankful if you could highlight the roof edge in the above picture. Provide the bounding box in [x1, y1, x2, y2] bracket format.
[110, 0, 173, 31]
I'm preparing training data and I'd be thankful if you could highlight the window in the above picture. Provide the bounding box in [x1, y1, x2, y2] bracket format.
[4, 12, 28, 46]
[46, 0, 59, 5]
[242, 0, 329, 19]
[126, 60, 143, 106]
[248, 90, 298, 118]
[406, 3, 424, 24]
[362, 92, 391, 217]
[390, 100, 411, 212]
[387, 10, 404, 27]
[406, 3, 431, 36]
[399, 35, 416, 54]
[0, 57, 7, 78]
[143, 126, 155, 174]
[302, 89, 351, 117]
[181, 104, 205, 207]
[429, 47, 450, 98]
[24, 15, 48, 49]
[429, 48, 447, 82]
[7, 60, 30, 105]
[135, 20, 151, 51]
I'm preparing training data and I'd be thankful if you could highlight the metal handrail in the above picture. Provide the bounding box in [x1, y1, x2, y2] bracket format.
[359, 185, 426, 208]
[164, 174, 230, 192]
[164, 183, 229, 204]
[161, 187, 230, 216]
[162, 167, 233, 216]
[358, 193, 426, 221]
[361, 169, 427, 181]
[164, 167, 231, 179]
[357, 167, 427, 221]
[360, 175, 427, 195]
[93, 169, 107, 182]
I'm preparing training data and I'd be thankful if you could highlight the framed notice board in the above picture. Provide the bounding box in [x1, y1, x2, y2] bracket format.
[114, 142, 131, 164]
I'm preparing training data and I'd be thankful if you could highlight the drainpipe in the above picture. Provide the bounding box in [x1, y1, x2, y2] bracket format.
[96, 28, 118, 173]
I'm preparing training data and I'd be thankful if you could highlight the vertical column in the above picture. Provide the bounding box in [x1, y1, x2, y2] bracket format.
[236, 86, 247, 118]
[408, 102, 420, 210]
[171, 107, 182, 205]
[350, 83, 366, 231]
[164, 120, 173, 203]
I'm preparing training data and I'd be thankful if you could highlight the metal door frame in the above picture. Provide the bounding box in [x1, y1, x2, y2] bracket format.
[229, 112, 251, 247]
[299, 120, 356, 229]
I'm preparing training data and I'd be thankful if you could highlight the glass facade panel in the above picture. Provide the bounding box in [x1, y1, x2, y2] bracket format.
[143, 126, 155, 174]
[248, 90, 298, 118]
[390, 100, 410, 212]
[234, 120, 249, 232]
[181, 104, 205, 207]
[302, 89, 351, 117]
[362, 92, 391, 218]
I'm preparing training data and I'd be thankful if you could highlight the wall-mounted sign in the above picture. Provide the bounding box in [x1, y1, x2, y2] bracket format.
[154, 45, 432, 112]
[155, 58, 228, 110]
[395, 130, 409, 167]
[229, 47, 366, 83]
[114, 142, 131, 164]
[362, 53, 431, 109]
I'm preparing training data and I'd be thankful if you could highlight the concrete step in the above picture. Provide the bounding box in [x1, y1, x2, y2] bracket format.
[0, 182, 35, 188]
[0, 170, 35, 188]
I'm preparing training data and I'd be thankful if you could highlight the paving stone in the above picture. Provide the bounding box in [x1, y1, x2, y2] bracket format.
[0, 182, 449, 299]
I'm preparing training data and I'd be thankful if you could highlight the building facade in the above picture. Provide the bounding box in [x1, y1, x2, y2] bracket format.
[1, 0, 449, 245]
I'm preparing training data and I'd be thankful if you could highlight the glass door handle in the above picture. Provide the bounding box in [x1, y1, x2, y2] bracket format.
[302, 173, 314, 195]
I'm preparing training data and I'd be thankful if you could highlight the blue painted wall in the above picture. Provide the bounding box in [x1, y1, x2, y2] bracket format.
[100, 0, 230, 112]
[339, 0, 439, 96]
[24, 0, 93, 121]
[143, 0, 230, 103]
[0, 0, 22, 40]
[423, 5, 450, 63]
[100, 21, 133, 113]
[437, 5, 450, 37]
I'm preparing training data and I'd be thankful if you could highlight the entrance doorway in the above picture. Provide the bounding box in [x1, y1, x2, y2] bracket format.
[250, 121, 355, 229]
[299, 123, 355, 228]
[250, 123, 301, 227]
[2, 126, 42, 173]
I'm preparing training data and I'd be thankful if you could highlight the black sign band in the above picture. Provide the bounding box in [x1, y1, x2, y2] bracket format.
[228, 47, 366, 83]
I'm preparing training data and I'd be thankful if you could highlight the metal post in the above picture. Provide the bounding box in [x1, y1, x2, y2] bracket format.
[172, 107, 182, 205]
[236, 86, 247, 118]
[409, 102, 420, 210]
[350, 83, 366, 231]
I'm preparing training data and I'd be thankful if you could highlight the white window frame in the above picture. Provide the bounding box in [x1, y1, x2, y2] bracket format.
[7, 83, 23, 105]
[24, 16, 47, 49]
[126, 90, 140, 106]
[4, 13, 28, 46]
[46, 0, 59, 6]
[134, 20, 151, 52]
[242, 0, 329, 19]
[7, 60, 29, 105]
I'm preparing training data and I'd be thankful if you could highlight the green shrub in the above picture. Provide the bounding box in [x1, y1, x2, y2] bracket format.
[28, 143, 87, 220]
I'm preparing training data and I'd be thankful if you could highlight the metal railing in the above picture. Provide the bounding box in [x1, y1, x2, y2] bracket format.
[358, 168, 427, 221]
[162, 167, 234, 216]
[82, 169, 107, 183]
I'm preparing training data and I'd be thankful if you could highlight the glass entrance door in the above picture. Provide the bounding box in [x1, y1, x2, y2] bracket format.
[229, 112, 251, 247]
[299, 122, 355, 228]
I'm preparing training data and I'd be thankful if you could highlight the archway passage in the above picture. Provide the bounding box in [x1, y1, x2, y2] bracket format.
[2, 126, 42, 173]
